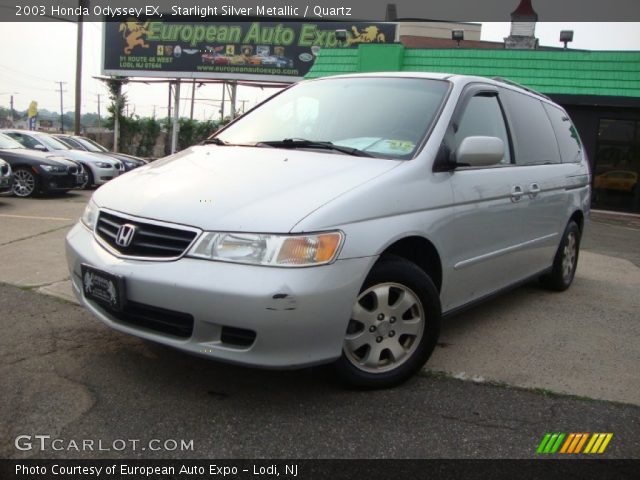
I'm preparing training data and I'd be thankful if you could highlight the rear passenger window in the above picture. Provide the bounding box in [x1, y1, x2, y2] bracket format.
[499, 88, 561, 165]
[455, 95, 511, 164]
[542, 103, 582, 163]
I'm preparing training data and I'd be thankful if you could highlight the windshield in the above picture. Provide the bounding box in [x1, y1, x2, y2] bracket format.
[57, 136, 83, 149]
[75, 136, 107, 152]
[217, 77, 449, 159]
[0, 133, 24, 149]
[37, 134, 71, 150]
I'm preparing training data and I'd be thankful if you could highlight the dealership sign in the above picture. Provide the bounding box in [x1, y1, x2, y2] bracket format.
[103, 20, 396, 82]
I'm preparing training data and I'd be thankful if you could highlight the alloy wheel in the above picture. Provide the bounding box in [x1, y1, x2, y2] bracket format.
[562, 232, 577, 283]
[344, 282, 425, 374]
[12, 170, 36, 197]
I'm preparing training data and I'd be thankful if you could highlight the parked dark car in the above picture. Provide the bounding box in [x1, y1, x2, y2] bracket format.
[54, 134, 148, 172]
[0, 133, 86, 197]
[1, 129, 123, 188]
[0, 158, 13, 195]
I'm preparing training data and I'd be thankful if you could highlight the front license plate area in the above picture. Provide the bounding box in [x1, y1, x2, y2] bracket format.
[81, 264, 126, 312]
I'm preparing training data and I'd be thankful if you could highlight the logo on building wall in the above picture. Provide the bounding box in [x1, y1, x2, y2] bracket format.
[346, 25, 386, 45]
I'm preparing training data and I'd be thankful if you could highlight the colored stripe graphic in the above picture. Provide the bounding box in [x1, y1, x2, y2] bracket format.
[584, 433, 614, 454]
[537, 433, 552, 454]
[537, 433, 565, 454]
[538, 433, 613, 454]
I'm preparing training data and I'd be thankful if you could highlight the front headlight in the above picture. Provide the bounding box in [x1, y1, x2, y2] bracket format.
[40, 164, 65, 173]
[95, 162, 113, 168]
[80, 200, 99, 230]
[187, 231, 343, 267]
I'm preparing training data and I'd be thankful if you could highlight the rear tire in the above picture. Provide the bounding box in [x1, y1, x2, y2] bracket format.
[334, 256, 441, 388]
[540, 221, 581, 291]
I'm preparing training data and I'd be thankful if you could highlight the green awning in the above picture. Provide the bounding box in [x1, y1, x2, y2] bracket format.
[305, 45, 640, 98]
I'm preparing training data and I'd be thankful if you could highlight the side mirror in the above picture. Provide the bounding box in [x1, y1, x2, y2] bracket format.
[456, 136, 505, 167]
[33, 144, 47, 151]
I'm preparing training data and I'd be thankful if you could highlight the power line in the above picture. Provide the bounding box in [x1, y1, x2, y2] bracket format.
[0, 64, 63, 84]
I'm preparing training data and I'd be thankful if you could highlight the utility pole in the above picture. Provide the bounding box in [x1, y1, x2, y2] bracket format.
[97, 94, 101, 128]
[229, 82, 237, 119]
[190, 79, 196, 120]
[56, 81, 67, 133]
[167, 83, 172, 122]
[74, 0, 84, 135]
[9, 95, 14, 123]
[220, 82, 225, 123]
[171, 79, 181, 154]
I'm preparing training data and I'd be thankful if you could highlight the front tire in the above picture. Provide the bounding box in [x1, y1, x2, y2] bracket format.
[82, 168, 94, 190]
[12, 168, 39, 197]
[334, 256, 441, 388]
[540, 220, 581, 291]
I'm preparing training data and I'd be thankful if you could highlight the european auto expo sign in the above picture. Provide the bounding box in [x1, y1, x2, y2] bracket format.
[103, 20, 397, 82]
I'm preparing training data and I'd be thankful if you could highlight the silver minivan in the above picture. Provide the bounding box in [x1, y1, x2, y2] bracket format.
[66, 73, 590, 388]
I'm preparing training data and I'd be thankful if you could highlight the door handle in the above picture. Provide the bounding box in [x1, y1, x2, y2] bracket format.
[529, 183, 541, 198]
[511, 185, 524, 202]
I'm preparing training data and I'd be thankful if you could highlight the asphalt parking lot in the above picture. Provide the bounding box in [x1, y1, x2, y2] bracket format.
[1, 191, 639, 459]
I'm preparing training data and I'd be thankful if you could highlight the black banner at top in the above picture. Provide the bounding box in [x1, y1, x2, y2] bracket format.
[3, 0, 640, 22]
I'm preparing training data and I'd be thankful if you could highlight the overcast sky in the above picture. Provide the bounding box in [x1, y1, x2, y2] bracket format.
[0, 22, 638, 120]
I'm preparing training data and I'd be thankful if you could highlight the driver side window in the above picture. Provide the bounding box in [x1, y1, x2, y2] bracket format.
[8, 133, 39, 150]
[455, 95, 511, 165]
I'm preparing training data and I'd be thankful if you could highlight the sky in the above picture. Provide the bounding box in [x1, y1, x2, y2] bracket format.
[0, 22, 639, 121]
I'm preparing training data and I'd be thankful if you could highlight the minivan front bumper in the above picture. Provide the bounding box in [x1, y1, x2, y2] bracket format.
[65, 223, 373, 368]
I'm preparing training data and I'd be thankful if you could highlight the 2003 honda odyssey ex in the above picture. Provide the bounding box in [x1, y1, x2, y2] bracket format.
[66, 73, 590, 388]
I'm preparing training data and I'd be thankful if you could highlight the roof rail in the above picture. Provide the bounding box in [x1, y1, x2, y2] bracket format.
[491, 77, 551, 100]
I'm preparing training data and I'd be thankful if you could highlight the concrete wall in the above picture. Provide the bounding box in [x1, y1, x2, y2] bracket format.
[396, 22, 482, 42]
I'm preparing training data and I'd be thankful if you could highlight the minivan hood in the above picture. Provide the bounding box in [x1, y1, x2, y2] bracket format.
[93, 145, 400, 232]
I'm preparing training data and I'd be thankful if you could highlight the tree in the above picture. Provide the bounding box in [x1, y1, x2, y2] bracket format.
[105, 77, 128, 152]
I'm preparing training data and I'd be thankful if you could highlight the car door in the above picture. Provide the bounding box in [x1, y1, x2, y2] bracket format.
[498, 89, 573, 276]
[438, 84, 535, 311]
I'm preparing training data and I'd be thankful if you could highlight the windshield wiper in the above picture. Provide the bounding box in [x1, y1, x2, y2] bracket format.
[202, 137, 229, 145]
[258, 139, 374, 157]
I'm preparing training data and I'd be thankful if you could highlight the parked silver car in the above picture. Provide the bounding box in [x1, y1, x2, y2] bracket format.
[1, 130, 123, 188]
[66, 73, 590, 388]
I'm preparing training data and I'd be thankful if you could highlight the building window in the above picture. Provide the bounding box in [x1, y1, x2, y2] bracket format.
[594, 118, 640, 213]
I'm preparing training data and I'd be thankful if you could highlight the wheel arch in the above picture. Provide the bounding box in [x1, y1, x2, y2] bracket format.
[570, 210, 585, 233]
[377, 236, 443, 293]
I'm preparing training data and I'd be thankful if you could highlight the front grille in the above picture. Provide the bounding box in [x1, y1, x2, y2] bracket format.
[96, 211, 198, 258]
[97, 300, 194, 338]
[0, 164, 8, 176]
[221, 326, 257, 347]
[48, 176, 80, 189]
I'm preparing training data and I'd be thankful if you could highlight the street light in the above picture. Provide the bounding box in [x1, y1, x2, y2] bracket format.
[560, 30, 574, 49]
[452, 30, 464, 47]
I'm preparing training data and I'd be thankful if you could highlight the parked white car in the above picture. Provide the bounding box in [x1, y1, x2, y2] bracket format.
[66, 73, 590, 388]
[1, 130, 123, 188]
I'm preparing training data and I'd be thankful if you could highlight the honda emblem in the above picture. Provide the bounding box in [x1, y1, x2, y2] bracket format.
[115, 224, 137, 248]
